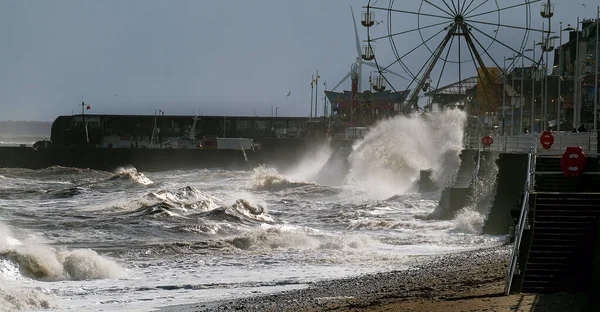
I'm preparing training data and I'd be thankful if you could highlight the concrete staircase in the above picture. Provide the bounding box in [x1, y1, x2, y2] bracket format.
[521, 192, 600, 293]
[511, 156, 600, 294]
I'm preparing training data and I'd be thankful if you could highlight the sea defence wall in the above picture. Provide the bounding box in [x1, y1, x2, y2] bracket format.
[481, 153, 528, 235]
[258, 138, 351, 170]
[0, 138, 349, 172]
[428, 150, 480, 219]
[0, 146, 257, 172]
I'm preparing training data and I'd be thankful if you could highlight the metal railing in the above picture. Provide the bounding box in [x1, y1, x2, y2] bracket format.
[464, 132, 597, 154]
[504, 152, 535, 295]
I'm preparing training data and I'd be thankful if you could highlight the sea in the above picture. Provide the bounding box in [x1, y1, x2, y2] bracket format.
[0, 109, 506, 312]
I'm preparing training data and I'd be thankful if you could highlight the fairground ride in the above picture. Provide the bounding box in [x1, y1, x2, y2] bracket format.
[363, 0, 547, 118]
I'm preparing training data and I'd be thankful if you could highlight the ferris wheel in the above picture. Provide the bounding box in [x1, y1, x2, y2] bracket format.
[363, 0, 545, 114]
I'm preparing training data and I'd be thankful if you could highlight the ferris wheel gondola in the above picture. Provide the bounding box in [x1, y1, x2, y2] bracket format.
[363, 0, 547, 114]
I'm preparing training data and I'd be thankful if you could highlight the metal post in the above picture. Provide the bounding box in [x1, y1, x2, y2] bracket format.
[503, 57, 507, 135]
[594, 7, 599, 131]
[315, 70, 319, 118]
[558, 21, 562, 132]
[310, 74, 314, 120]
[323, 80, 328, 118]
[532, 41, 536, 133]
[512, 53, 515, 136]
[520, 52, 525, 133]
[544, 48, 549, 131]
[574, 17, 580, 128]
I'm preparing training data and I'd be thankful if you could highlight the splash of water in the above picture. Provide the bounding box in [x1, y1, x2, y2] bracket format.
[0, 223, 59, 311]
[1, 223, 126, 281]
[113, 167, 154, 185]
[282, 140, 334, 182]
[347, 109, 466, 199]
[452, 152, 500, 234]
[249, 165, 316, 190]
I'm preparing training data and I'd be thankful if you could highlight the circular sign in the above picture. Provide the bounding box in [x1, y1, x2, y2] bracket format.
[481, 135, 494, 147]
[540, 131, 554, 150]
[560, 146, 587, 176]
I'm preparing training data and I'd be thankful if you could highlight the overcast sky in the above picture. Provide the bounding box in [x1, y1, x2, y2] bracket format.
[0, 0, 594, 121]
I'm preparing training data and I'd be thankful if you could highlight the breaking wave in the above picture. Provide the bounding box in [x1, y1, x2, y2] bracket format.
[200, 199, 274, 224]
[249, 166, 316, 190]
[347, 109, 466, 198]
[227, 225, 380, 253]
[108, 167, 154, 185]
[0, 224, 126, 282]
[147, 186, 219, 210]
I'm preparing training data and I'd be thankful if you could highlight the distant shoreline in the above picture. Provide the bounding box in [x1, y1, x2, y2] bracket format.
[0, 136, 47, 146]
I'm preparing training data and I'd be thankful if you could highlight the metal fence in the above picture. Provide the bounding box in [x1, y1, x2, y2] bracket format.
[464, 132, 598, 155]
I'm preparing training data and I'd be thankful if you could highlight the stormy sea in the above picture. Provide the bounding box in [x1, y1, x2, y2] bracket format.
[0, 109, 505, 311]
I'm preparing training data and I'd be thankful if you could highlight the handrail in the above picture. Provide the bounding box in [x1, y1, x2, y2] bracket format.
[504, 152, 534, 295]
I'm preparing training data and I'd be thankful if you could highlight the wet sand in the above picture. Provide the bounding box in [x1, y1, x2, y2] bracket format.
[158, 245, 591, 312]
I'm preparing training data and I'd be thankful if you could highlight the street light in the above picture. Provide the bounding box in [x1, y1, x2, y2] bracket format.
[559, 22, 576, 132]
[529, 41, 538, 133]
[538, 35, 559, 131]
[540, 0, 555, 131]
[595, 7, 599, 132]
[503, 55, 515, 135]
[520, 49, 534, 133]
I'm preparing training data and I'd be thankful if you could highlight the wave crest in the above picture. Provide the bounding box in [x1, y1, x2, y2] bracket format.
[109, 167, 154, 185]
[201, 199, 273, 224]
[250, 166, 315, 190]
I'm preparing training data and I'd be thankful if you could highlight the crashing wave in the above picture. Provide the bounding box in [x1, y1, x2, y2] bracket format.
[108, 167, 154, 185]
[0, 247, 126, 281]
[147, 186, 218, 211]
[250, 166, 316, 190]
[201, 199, 273, 224]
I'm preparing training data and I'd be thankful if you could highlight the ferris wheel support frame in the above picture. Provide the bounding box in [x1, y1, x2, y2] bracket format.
[406, 24, 457, 110]
[365, 0, 545, 115]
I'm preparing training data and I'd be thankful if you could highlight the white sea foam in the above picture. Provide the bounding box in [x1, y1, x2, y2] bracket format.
[453, 208, 486, 234]
[346, 109, 466, 199]
[0, 223, 58, 311]
[0, 279, 57, 312]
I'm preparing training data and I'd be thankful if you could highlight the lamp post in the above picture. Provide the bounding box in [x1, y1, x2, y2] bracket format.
[538, 35, 558, 131]
[314, 70, 320, 118]
[574, 17, 580, 127]
[520, 49, 534, 133]
[531, 41, 537, 133]
[504, 56, 515, 135]
[594, 7, 599, 132]
[310, 74, 314, 121]
[560, 23, 576, 132]
[540, 1, 555, 131]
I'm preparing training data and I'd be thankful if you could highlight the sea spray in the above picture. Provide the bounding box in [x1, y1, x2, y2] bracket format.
[283, 140, 333, 182]
[347, 109, 466, 199]
[452, 152, 500, 234]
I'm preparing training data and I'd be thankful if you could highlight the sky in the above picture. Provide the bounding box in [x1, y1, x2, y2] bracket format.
[0, 0, 595, 121]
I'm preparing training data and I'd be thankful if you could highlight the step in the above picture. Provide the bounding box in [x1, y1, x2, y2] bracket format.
[521, 281, 585, 293]
[525, 262, 579, 271]
[531, 238, 588, 245]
